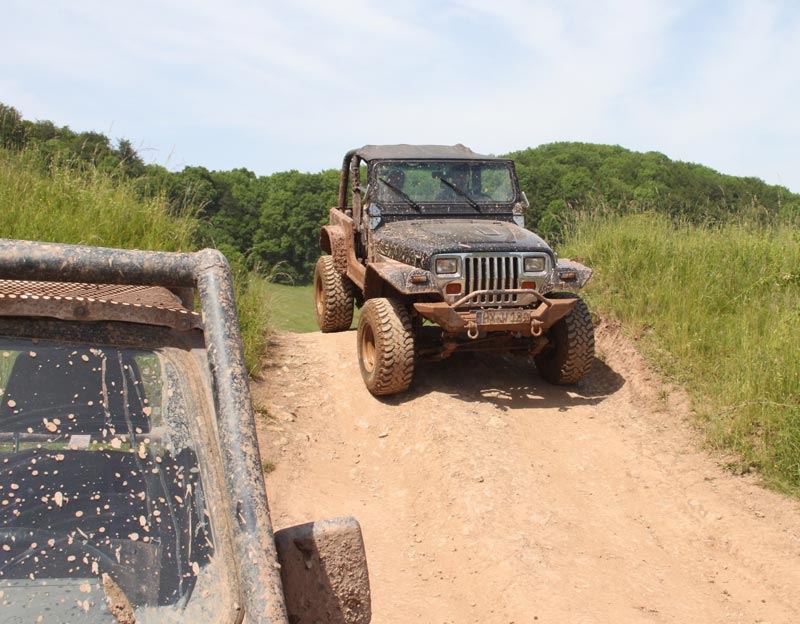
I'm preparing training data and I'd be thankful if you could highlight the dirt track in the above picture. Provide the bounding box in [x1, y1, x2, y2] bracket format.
[252, 322, 800, 624]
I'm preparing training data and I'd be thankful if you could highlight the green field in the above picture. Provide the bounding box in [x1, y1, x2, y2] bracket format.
[263, 283, 319, 333]
[264, 282, 362, 333]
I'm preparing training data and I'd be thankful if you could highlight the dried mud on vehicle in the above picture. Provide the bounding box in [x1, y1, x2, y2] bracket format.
[255, 326, 800, 624]
[314, 144, 595, 396]
[0, 239, 370, 624]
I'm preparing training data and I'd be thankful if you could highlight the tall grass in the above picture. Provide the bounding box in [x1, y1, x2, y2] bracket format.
[0, 148, 195, 250]
[563, 211, 800, 493]
[234, 269, 273, 375]
[0, 146, 272, 373]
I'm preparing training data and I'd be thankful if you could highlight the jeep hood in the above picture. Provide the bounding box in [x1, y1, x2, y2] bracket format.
[372, 219, 553, 266]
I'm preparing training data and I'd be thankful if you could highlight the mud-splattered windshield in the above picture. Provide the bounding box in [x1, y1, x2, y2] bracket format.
[373, 161, 515, 208]
[0, 338, 234, 623]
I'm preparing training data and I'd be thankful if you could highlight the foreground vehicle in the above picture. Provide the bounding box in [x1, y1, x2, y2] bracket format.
[0, 239, 370, 623]
[315, 144, 595, 396]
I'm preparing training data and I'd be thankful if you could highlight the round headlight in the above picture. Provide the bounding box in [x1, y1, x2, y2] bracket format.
[435, 258, 459, 275]
[524, 256, 546, 272]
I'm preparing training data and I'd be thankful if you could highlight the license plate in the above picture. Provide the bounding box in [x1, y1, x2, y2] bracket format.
[476, 309, 530, 325]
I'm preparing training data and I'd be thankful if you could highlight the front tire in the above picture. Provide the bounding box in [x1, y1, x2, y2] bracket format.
[534, 292, 594, 384]
[314, 255, 355, 333]
[357, 298, 415, 396]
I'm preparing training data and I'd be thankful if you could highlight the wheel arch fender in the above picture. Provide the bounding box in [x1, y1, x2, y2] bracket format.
[319, 225, 348, 274]
[364, 262, 440, 301]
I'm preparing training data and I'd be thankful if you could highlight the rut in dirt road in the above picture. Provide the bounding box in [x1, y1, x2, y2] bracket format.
[252, 323, 800, 624]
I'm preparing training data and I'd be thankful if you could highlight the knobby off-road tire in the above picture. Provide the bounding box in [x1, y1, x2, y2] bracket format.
[534, 292, 595, 385]
[357, 298, 415, 396]
[314, 255, 355, 333]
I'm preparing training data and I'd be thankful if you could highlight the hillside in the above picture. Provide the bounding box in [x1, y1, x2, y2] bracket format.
[511, 142, 800, 240]
[0, 129, 271, 373]
[4, 102, 798, 281]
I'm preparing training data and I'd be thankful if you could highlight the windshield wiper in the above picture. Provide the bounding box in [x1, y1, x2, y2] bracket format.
[378, 177, 422, 212]
[434, 176, 481, 212]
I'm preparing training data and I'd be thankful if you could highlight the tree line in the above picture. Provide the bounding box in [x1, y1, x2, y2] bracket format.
[510, 143, 799, 238]
[3, 102, 797, 283]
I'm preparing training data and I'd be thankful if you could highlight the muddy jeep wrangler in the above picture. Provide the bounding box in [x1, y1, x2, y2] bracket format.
[0, 239, 370, 623]
[315, 144, 595, 396]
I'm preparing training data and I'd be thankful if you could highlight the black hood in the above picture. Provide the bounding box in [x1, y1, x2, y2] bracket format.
[372, 219, 553, 267]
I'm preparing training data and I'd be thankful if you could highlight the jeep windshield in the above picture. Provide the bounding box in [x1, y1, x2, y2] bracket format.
[372, 160, 516, 212]
[0, 334, 237, 623]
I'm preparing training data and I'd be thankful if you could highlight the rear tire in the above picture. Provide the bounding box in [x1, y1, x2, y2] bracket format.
[314, 256, 354, 333]
[534, 292, 594, 384]
[357, 298, 415, 396]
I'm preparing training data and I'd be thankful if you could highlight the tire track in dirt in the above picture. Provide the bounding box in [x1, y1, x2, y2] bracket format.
[252, 322, 800, 624]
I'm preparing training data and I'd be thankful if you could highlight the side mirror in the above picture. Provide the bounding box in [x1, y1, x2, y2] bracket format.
[274, 517, 371, 624]
[511, 192, 530, 227]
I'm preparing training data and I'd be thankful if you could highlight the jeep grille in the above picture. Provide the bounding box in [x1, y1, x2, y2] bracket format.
[464, 255, 521, 305]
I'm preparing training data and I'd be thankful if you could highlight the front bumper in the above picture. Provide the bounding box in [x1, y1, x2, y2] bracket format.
[413, 290, 577, 336]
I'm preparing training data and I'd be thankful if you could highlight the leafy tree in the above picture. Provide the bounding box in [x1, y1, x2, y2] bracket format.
[27, 119, 59, 142]
[117, 139, 146, 178]
[5, 102, 798, 284]
[251, 169, 338, 282]
[170, 166, 220, 214]
[0, 104, 26, 149]
[507, 142, 798, 238]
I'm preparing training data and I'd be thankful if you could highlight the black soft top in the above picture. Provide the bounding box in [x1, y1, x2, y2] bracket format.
[338, 144, 508, 209]
[353, 144, 501, 162]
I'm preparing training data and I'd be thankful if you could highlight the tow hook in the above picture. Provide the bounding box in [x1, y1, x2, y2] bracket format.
[467, 321, 479, 339]
[531, 320, 544, 337]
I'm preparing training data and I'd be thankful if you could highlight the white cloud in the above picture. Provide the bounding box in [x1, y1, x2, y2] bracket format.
[2, 0, 800, 189]
[617, 2, 800, 184]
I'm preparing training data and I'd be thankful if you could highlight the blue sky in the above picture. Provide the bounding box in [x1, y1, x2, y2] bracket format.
[3, 0, 800, 191]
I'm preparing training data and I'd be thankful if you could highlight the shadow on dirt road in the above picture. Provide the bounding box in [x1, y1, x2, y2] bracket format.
[378, 351, 626, 410]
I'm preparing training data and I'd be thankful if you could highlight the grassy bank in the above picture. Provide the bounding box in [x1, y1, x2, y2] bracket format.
[235, 270, 274, 373]
[0, 148, 195, 250]
[562, 212, 800, 493]
[0, 147, 271, 372]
